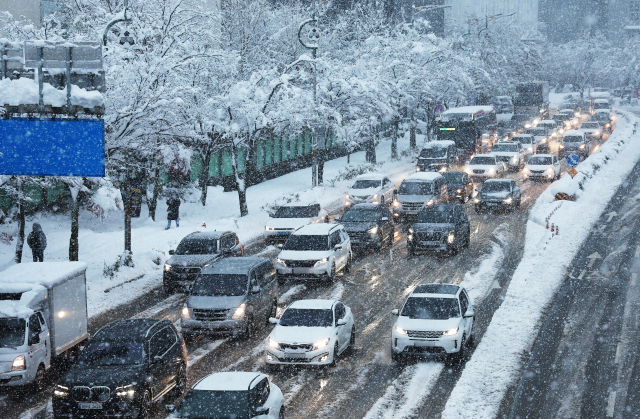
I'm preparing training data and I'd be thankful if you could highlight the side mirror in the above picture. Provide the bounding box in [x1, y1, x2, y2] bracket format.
[334, 215, 341, 221]
[336, 318, 347, 326]
[252, 407, 270, 417]
[381, 217, 389, 222]
[268, 213, 275, 218]
[464, 310, 475, 319]
[334, 244, 343, 250]
[165, 405, 176, 413]
[391, 309, 399, 316]
[28, 333, 40, 346]
[277, 244, 283, 249]
[168, 249, 175, 255]
[268, 317, 279, 324]
[251, 286, 261, 294]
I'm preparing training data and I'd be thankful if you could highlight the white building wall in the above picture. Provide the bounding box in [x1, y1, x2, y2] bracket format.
[444, 0, 538, 34]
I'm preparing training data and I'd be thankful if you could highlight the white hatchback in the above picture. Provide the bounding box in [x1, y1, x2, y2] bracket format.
[464, 154, 507, 180]
[523, 154, 561, 181]
[266, 299, 355, 366]
[345, 174, 395, 207]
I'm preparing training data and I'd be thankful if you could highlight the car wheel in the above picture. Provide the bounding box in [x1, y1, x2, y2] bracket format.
[169, 364, 187, 400]
[344, 254, 352, 274]
[448, 335, 466, 365]
[331, 342, 340, 366]
[328, 263, 336, 282]
[391, 347, 402, 362]
[267, 300, 278, 324]
[244, 314, 255, 339]
[350, 326, 356, 348]
[138, 390, 151, 419]
[277, 274, 286, 287]
[279, 407, 286, 419]
[467, 323, 475, 347]
[31, 364, 45, 393]
[408, 245, 415, 257]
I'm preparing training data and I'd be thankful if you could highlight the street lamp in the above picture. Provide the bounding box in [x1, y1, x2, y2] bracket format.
[103, 0, 132, 47]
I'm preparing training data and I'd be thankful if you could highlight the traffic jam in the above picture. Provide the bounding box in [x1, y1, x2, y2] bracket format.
[0, 86, 615, 419]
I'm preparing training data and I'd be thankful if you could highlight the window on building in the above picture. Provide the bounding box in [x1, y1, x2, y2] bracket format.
[265, 139, 273, 165]
[209, 152, 220, 178]
[256, 141, 266, 168]
[274, 137, 282, 163]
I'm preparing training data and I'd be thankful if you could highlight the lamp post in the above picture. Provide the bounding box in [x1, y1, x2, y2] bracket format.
[103, 0, 132, 47]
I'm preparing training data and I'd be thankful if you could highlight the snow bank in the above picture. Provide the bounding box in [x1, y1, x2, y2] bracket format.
[441, 110, 640, 419]
[0, 77, 104, 107]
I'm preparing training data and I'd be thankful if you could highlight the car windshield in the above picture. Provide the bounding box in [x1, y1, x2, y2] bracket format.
[190, 274, 248, 297]
[416, 209, 455, 224]
[176, 239, 218, 255]
[351, 180, 381, 189]
[528, 156, 553, 165]
[563, 136, 583, 143]
[553, 114, 569, 121]
[341, 210, 380, 222]
[401, 297, 460, 320]
[0, 318, 25, 348]
[481, 182, 511, 193]
[441, 113, 471, 122]
[398, 181, 433, 195]
[593, 114, 609, 121]
[283, 235, 329, 251]
[441, 172, 465, 183]
[176, 390, 249, 418]
[580, 123, 599, 129]
[594, 102, 609, 109]
[419, 147, 447, 158]
[78, 342, 145, 366]
[470, 157, 496, 165]
[274, 206, 315, 218]
[526, 128, 546, 136]
[492, 144, 518, 152]
[278, 308, 333, 327]
[514, 136, 533, 144]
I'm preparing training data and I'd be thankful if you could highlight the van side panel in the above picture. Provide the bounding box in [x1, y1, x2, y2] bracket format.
[50, 274, 89, 356]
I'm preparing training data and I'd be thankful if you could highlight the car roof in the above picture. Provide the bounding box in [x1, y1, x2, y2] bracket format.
[594, 98, 609, 103]
[183, 231, 230, 240]
[529, 154, 554, 159]
[471, 154, 494, 158]
[483, 179, 512, 185]
[405, 172, 444, 182]
[193, 372, 268, 391]
[441, 170, 465, 178]
[347, 203, 384, 212]
[411, 284, 460, 297]
[288, 299, 337, 310]
[281, 202, 319, 208]
[441, 105, 494, 114]
[418, 203, 461, 213]
[495, 141, 518, 145]
[94, 318, 170, 342]
[512, 134, 534, 138]
[563, 129, 584, 136]
[424, 140, 456, 148]
[201, 257, 270, 275]
[354, 173, 386, 181]
[538, 120, 556, 124]
[294, 223, 341, 235]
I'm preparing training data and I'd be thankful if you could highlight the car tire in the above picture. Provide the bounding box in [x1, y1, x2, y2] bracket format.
[169, 364, 187, 400]
[408, 245, 415, 257]
[244, 313, 255, 339]
[31, 364, 46, 393]
[448, 335, 466, 365]
[138, 390, 151, 419]
[344, 254, 352, 274]
[331, 342, 340, 366]
[267, 300, 278, 324]
[279, 407, 286, 419]
[391, 347, 402, 363]
[277, 274, 286, 288]
[350, 326, 356, 348]
[467, 323, 475, 347]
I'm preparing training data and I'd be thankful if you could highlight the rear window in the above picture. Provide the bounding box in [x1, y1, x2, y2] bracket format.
[563, 136, 583, 143]
[528, 156, 553, 165]
[351, 180, 381, 189]
[470, 157, 496, 165]
[274, 206, 316, 218]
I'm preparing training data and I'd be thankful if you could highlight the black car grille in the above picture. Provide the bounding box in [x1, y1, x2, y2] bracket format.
[193, 308, 229, 321]
[72, 386, 110, 402]
[285, 260, 317, 268]
[472, 169, 485, 174]
[171, 266, 202, 275]
[273, 228, 292, 231]
[495, 156, 510, 162]
[402, 202, 424, 211]
[407, 330, 443, 339]
[531, 170, 545, 174]
[415, 232, 443, 242]
[348, 231, 369, 241]
[280, 343, 313, 351]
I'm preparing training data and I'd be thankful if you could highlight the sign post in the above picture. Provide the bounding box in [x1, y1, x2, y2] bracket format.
[567, 154, 580, 167]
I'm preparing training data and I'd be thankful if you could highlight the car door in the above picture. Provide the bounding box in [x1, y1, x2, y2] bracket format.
[334, 303, 350, 352]
[258, 262, 277, 320]
[27, 313, 47, 368]
[459, 291, 473, 336]
[147, 330, 171, 397]
[335, 230, 349, 268]
[512, 181, 521, 201]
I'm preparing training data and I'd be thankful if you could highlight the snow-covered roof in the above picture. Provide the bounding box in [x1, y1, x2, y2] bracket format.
[194, 372, 267, 391]
[512, 134, 534, 138]
[0, 284, 48, 319]
[355, 173, 386, 181]
[424, 140, 456, 149]
[538, 120, 556, 124]
[484, 179, 512, 185]
[0, 262, 87, 289]
[411, 284, 459, 298]
[590, 92, 611, 99]
[594, 109, 611, 114]
[0, 78, 104, 108]
[282, 201, 319, 207]
[404, 172, 444, 182]
[593, 99, 609, 103]
[441, 106, 495, 115]
[563, 130, 584, 137]
[294, 224, 340, 236]
[530, 154, 555, 158]
[289, 299, 336, 310]
[471, 154, 493, 158]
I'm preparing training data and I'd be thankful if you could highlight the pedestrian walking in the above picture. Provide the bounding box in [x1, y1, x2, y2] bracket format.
[166, 195, 181, 230]
[27, 223, 47, 262]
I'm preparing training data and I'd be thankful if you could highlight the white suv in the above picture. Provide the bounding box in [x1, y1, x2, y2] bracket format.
[391, 284, 474, 363]
[264, 202, 327, 244]
[275, 224, 351, 283]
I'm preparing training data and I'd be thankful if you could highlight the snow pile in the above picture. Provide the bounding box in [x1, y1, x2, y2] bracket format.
[0, 284, 47, 319]
[441, 110, 640, 419]
[0, 77, 104, 107]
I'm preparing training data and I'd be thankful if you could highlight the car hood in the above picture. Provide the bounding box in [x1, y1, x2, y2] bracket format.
[270, 326, 332, 345]
[348, 188, 378, 198]
[480, 191, 510, 200]
[396, 316, 461, 332]
[167, 254, 220, 267]
[188, 295, 245, 310]
[526, 164, 552, 171]
[341, 222, 377, 233]
[467, 164, 496, 171]
[397, 194, 435, 203]
[490, 152, 518, 158]
[581, 129, 599, 134]
[412, 222, 455, 232]
[446, 183, 466, 191]
[277, 250, 333, 261]
[266, 218, 312, 229]
[60, 364, 147, 389]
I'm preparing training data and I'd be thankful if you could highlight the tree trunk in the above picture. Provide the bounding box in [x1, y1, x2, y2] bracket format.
[148, 162, 162, 221]
[410, 117, 416, 150]
[69, 191, 79, 261]
[231, 144, 249, 217]
[199, 143, 213, 206]
[14, 179, 24, 264]
[392, 117, 399, 159]
[368, 135, 377, 164]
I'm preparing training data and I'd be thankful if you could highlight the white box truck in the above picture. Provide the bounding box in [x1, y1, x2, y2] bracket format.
[0, 262, 89, 390]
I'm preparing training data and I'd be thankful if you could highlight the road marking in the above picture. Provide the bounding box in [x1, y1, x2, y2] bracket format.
[607, 391, 616, 417]
[587, 252, 602, 268]
[632, 273, 637, 287]
[569, 269, 587, 280]
[615, 342, 623, 364]
[624, 300, 632, 320]
[606, 211, 617, 222]
[635, 246, 640, 258]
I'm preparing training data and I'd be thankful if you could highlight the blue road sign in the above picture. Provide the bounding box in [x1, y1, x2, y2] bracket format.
[567, 154, 580, 167]
[0, 118, 105, 177]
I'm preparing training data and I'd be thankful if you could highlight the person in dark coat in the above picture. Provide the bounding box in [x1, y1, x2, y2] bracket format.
[27, 223, 47, 262]
[166, 196, 181, 229]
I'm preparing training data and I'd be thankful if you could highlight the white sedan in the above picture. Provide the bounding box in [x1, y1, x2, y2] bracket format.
[345, 174, 395, 207]
[522, 154, 561, 181]
[264, 202, 327, 244]
[464, 154, 507, 180]
[266, 299, 355, 366]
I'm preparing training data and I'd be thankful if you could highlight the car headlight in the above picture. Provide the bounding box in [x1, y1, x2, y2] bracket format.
[368, 226, 378, 235]
[442, 327, 459, 336]
[546, 167, 554, 173]
[408, 228, 414, 235]
[503, 197, 513, 204]
[314, 257, 328, 267]
[473, 197, 480, 203]
[426, 199, 434, 206]
[579, 144, 585, 149]
[54, 385, 69, 397]
[11, 355, 25, 371]
[265, 226, 274, 231]
[269, 338, 280, 350]
[606, 123, 610, 128]
[523, 167, 529, 173]
[345, 194, 350, 200]
[559, 144, 565, 149]
[525, 123, 531, 128]
[395, 325, 408, 335]
[115, 384, 135, 398]
[456, 189, 462, 194]
[416, 167, 421, 172]
[182, 305, 190, 319]
[164, 264, 171, 272]
[232, 303, 246, 319]
[393, 200, 400, 207]
[372, 194, 378, 199]
[487, 168, 495, 174]
[447, 232, 455, 244]
[510, 156, 518, 163]
[277, 258, 287, 267]
[464, 167, 472, 174]
[312, 338, 330, 351]
[527, 147, 533, 151]
[594, 131, 599, 135]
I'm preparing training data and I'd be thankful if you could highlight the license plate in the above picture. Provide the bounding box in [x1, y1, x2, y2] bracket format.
[277, 231, 290, 235]
[420, 241, 440, 246]
[487, 203, 498, 207]
[283, 353, 306, 359]
[413, 341, 435, 347]
[79, 403, 102, 410]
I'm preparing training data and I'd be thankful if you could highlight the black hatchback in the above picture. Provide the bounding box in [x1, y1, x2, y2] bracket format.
[53, 319, 188, 419]
[407, 204, 470, 255]
[336, 203, 395, 250]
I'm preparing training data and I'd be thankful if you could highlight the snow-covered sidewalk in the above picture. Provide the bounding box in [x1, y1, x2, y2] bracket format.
[441, 110, 640, 419]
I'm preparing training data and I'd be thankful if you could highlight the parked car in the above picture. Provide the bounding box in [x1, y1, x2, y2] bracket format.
[441, 171, 473, 203]
[511, 133, 537, 156]
[181, 257, 278, 340]
[265, 203, 327, 244]
[266, 299, 355, 366]
[166, 372, 285, 419]
[392, 172, 449, 221]
[473, 179, 521, 212]
[559, 130, 590, 160]
[490, 141, 524, 171]
[390, 284, 474, 363]
[464, 154, 507, 180]
[523, 154, 561, 181]
[407, 204, 470, 255]
[345, 174, 395, 207]
[416, 141, 458, 172]
[53, 319, 187, 419]
[578, 121, 602, 140]
[163, 231, 243, 294]
[336, 203, 394, 250]
[275, 224, 351, 283]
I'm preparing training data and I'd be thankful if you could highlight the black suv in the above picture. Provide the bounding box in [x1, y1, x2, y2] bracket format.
[53, 319, 187, 419]
[441, 171, 473, 203]
[336, 203, 394, 250]
[164, 231, 243, 293]
[407, 204, 470, 255]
